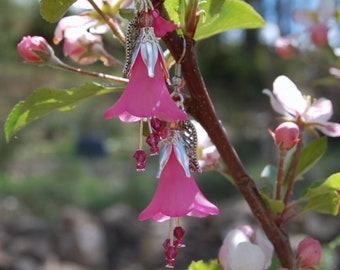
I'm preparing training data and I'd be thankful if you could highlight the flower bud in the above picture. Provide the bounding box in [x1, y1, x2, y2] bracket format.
[296, 237, 322, 268]
[275, 37, 296, 58]
[17, 36, 55, 63]
[273, 122, 300, 150]
[310, 24, 328, 47]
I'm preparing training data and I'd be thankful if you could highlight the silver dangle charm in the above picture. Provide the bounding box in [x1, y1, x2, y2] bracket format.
[178, 120, 202, 173]
[123, 16, 139, 75]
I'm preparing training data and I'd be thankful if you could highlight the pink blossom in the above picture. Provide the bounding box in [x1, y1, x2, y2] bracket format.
[17, 36, 55, 63]
[138, 144, 219, 222]
[293, 0, 336, 46]
[272, 122, 300, 150]
[104, 50, 186, 122]
[218, 226, 273, 270]
[54, 15, 116, 65]
[263, 75, 340, 137]
[296, 237, 322, 268]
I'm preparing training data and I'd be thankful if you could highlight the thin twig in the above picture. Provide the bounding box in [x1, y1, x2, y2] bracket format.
[87, 0, 126, 44]
[56, 61, 128, 83]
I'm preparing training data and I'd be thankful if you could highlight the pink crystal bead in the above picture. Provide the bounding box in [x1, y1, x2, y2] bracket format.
[151, 118, 162, 132]
[151, 118, 167, 139]
[173, 226, 185, 247]
[132, 150, 147, 171]
[146, 133, 160, 155]
[164, 245, 177, 268]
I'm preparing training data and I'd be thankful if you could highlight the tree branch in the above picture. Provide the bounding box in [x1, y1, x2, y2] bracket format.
[155, 3, 294, 268]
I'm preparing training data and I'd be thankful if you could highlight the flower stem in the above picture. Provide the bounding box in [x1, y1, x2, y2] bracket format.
[283, 139, 303, 205]
[56, 61, 128, 83]
[87, 0, 126, 44]
[155, 2, 294, 268]
[276, 150, 287, 200]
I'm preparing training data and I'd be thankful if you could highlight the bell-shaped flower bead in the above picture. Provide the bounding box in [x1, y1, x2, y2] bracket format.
[263, 75, 340, 137]
[104, 52, 187, 122]
[150, 9, 177, 37]
[138, 145, 219, 222]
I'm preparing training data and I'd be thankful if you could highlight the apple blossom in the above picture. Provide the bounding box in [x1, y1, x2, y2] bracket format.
[293, 0, 336, 47]
[54, 15, 118, 66]
[296, 237, 322, 268]
[218, 225, 273, 270]
[263, 75, 340, 137]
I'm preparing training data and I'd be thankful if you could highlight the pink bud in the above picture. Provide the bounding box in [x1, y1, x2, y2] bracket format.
[296, 237, 322, 268]
[275, 37, 296, 58]
[310, 24, 328, 47]
[273, 122, 300, 150]
[17, 36, 54, 63]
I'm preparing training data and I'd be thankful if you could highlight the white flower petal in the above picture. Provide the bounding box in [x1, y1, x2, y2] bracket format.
[315, 122, 340, 137]
[318, 0, 336, 23]
[263, 89, 288, 116]
[306, 98, 333, 122]
[273, 75, 307, 116]
[230, 242, 265, 270]
[255, 230, 274, 269]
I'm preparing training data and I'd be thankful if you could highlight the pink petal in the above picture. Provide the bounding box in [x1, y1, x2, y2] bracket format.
[315, 121, 340, 137]
[54, 15, 95, 44]
[151, 10, 177, 37]
[273, 75, 307, 116]
[306, 98, 333, 122]
[104, 51, 186, 122]
[138, 147, 219, 222]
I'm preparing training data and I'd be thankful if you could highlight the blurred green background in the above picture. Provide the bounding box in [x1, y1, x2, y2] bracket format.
[1, 0, 340, 269]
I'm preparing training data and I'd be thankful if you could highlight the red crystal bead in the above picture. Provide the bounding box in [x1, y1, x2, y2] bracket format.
[146, 133, 160, 155]
[164, 245, 177, 268]
[132, 150, 147, 171]
[151, 118, 162, 131]
[173, 226, 185, 247]
[163, 238, 171, 249]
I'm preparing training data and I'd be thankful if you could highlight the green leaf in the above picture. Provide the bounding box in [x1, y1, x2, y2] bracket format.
[118, 8, 135, 20]
[195, 0, 265, 40]
[302, 173, 340, 215]
[164, 0, 180, 26]
[261, 164, 278, 184]
[40, 0, 77, 23]
[336, 9, 340, 22]
[5, 82, 124, 142]
[295, 137, 327, 179]
[260, 192, 284, 214]
[188, 260, 222, 270]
